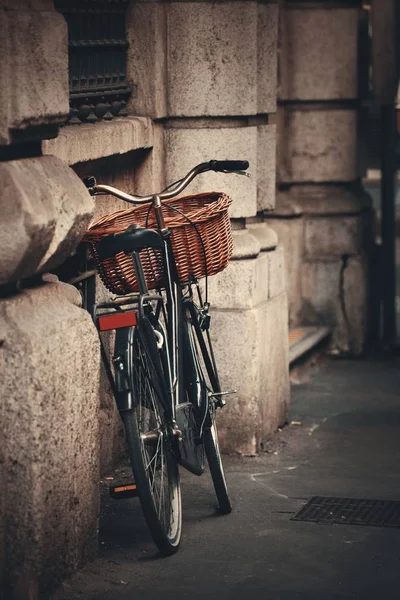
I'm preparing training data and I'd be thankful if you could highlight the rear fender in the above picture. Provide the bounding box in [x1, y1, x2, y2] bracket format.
[113, 326, 135, 411]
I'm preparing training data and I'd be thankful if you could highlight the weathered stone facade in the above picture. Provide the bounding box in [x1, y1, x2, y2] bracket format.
[5, 0, 382, 595]
[0, 1, 101, 596]
[268, 1, 374, 354]
[0, 284, 100, 596]
[126, 1, 289, 454]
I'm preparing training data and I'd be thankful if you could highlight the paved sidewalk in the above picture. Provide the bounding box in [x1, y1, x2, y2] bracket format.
[52, 357, 400, 600]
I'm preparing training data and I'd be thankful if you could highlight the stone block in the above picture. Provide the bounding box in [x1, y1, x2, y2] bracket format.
[259, 293, 290, 442]
[277, 107, 358, 183]
[0, 156, 94, 285]
[43, 117, 154, 166]
[268, 245, 286, 299]
[135, 123, 166, 195]
[0, 5, 68, 145]
[301, 259, 341, 326]
[264, 217, 304, 328]
[164, 126, 257, 218]
[99, 398, 125, 477]
[212, 292, 289, 454]
[272, 189, 304, 217]
[126, 1, 277, 119]
[246, 221, 278, 251]
[304, 215, 363, 258]
[301, 255, 368, 355]
[231, 229, 260, 260]
[0, 283, 100, 595]
[206, 233, 284, 308]
[166, 2, 258, 117]
[278, 184, 372, 216]
[257, 124, 276, 211]
[336, 254, 368, 355]
[208, 253, 268, 310]
[257, 3, 278, 114]
[279, 7, 359, 101]
[126, 2, 167, 118]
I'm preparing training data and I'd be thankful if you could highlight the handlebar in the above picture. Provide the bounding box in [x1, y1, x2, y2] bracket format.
[82, 160, 249, 205]
[209, 160, 249, 172]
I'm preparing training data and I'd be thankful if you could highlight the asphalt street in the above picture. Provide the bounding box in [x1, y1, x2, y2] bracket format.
[52, 357, 400, 600]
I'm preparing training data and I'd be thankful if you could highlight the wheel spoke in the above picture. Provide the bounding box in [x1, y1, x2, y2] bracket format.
[187, 308, 232, 514]
[159, 446, 164, 520]
[123, 321, 181, 553]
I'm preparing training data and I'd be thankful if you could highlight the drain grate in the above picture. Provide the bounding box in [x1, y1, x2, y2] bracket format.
[292, 496, 400, 528]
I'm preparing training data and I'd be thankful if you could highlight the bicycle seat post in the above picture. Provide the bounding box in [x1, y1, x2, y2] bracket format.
[153, 195, 167, 233]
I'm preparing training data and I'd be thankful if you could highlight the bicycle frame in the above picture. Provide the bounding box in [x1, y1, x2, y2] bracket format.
[132, 214, 209, 429]
[86, 160, 246, 548]
[93, 207, 206, 429]
[89, 159, 249, 450]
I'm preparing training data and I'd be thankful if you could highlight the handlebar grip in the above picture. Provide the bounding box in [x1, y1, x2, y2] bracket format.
[82, 176, 96, 188]
[209, 160, 249, 172]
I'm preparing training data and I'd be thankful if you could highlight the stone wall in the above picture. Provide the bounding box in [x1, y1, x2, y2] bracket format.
[48, 0, 290, 463]
[0, 1, 100, 596]
[45, 120, 163, 476]
[127, 0, 289, 455]
[267, 1, 374, 354]
[1, 0, 289, 596]
[0, 284, 100, 597]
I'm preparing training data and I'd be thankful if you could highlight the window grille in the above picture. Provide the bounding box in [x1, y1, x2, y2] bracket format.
[55, 0, 132, 124]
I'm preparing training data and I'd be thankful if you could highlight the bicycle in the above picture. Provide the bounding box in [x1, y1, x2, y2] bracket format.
[82, 160, 249, 555]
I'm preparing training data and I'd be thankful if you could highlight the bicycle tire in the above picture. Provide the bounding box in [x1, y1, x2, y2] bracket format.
[203, 414, 232, 514]
[187, 308, 232, 514]
[122, 329, 182, 555]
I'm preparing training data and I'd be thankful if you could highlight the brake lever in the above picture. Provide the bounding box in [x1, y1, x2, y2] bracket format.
[222, 170, 251, 178]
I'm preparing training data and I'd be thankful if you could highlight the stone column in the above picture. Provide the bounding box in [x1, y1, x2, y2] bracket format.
[128, 1, 289, 455]
[0, 1, 100, 596]
[269, 1, 374, 354]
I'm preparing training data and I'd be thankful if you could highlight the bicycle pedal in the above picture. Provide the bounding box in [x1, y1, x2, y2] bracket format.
[209, 389, 237, 409]
[109, 483, 138, 500]
[209, 389, 237, 398]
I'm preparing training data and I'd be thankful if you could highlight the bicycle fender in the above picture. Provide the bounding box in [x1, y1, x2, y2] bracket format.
[113, 326, 135, 411]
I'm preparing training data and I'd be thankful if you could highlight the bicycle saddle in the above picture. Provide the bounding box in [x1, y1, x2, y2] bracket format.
[96, 224, 163, 260]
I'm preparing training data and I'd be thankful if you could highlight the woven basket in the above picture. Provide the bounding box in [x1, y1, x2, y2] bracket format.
[83, 191, 233, 295]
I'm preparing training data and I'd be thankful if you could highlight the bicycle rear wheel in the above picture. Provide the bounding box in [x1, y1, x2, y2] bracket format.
[122, 328, 182, 555]
[186, 306, 232, 514]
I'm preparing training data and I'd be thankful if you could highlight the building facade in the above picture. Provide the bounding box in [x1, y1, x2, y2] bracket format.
[0, 0, 375, 597]
[0, 1, 289, 595]
[269, 0, 375, 355]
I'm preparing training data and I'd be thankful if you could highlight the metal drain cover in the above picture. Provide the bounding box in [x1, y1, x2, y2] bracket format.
[292, 496, 400, 528]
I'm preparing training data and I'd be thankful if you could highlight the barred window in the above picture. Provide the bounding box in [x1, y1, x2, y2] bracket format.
[55, 0, 132, 124]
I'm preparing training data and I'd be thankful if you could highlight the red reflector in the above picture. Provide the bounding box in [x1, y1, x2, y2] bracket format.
[97, 311, 137, 331]
[114, 484, 137, 493]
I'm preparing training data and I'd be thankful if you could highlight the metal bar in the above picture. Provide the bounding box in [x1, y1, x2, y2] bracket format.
[371, 0, 398, 349]
[380, 105, 397, 348]
[132, 252, 149, 295]
[68, 269, 97, 285]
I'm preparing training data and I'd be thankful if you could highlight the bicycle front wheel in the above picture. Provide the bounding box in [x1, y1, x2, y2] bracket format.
[187, 307, 232, 514]
[203, 407, 232, 515]
[122, 330, 182, 555]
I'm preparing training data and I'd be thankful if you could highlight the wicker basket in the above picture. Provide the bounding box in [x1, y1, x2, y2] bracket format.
[83, 191, 233, 295]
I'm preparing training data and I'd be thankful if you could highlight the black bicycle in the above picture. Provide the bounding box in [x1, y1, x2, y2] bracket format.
[83, 160, 249, 555]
